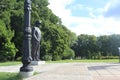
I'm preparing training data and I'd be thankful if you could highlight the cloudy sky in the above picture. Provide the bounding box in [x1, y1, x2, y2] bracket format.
[48, 0, 120, 36]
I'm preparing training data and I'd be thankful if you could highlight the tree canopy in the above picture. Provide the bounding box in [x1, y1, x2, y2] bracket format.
[72, 34, 120, 59]
[0, 0, 76, 61]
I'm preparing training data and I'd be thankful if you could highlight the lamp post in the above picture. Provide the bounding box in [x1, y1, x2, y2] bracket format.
[118, 47, 120, 63]
[20, 0, 33, 78]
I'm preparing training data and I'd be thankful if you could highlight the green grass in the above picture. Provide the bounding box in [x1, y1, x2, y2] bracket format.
[0, 72, 21, 80]
[0, 59, 119, 65]
[47, 59, 119, 63]
[0, 61, 21, 66]
[33, 72, 39, 75]
[0, 72, 40, 80]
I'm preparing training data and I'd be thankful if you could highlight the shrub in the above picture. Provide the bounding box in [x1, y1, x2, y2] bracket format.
[52, 54, 61, 61]
[42, 55, 52, 61]
[63, 48, 75, 59]
[1, 42, 18, 61]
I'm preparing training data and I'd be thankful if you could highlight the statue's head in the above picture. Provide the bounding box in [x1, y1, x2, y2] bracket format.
[35, 20, 41, 27]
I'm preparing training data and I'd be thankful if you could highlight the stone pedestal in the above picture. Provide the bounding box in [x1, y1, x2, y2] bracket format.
[31, 61, 45, 65]
[19, 71, 33, 79]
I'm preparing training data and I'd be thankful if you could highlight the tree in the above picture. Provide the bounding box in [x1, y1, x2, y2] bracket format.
[40, 23, 71, 60]
[109, 34, 120, 56]
[63, 47, 75, 59]
[72, 34, 97, 59]
[97, 35, 111, 57]
[0, 0, 76, 61]
[10, 9, 24, 59]
[0, 20, 18, 61]
[31, 0, 76, 60]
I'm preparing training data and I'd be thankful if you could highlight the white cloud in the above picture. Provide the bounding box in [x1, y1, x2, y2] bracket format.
[48, 0, 120, 36]
[48, 1, 72, 18]
[48, 0, 73, 26]
[69, 15, 120, 35]
[104, 2, 111, 12]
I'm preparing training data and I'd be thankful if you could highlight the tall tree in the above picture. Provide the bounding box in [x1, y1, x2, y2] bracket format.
[72, 34, 97, 59]
[109, 34, 120, 56]
[97, 35, 111, 57]
[0, 20, 17, 61]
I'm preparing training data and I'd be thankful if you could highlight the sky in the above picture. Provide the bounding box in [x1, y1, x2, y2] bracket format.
[48, 0, 120, 36]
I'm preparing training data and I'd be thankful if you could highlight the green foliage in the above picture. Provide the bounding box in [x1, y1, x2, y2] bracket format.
[0, 0, 19, 61]
[72, 34, 120, 59]
[63, 48, 75, 59]
[72, 34, 97, 59]
[97, 35, 111, 56]
[43, 55, 52, 61]
[40, 20, 76, 60]
[10, 9, 24, 58]
[2, 42, 18, 61]
[0, 0, 77, 61]
[109, 34, 120, 55]
[0, 20, 6, 37]
[0, 0, 16, 10]
[0, 11, 11, 27]
[0, 20, 18, 61]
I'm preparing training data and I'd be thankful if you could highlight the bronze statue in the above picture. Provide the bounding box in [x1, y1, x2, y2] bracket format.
[31, 21, 41, 61]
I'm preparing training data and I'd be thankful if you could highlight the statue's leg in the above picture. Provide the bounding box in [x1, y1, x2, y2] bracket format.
[31, 46, 35, 60]
[36, 45, 40, 61]
[31, 43, 37, 61]
[37, 45, 40, 60]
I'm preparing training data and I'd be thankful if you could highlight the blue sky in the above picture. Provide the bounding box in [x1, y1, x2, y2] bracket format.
[66, 0, 106, 17]
[48, 0, 120, 36]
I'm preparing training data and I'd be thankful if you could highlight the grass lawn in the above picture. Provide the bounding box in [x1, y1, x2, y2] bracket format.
[0, 62, 22, 80]
[0, 72, 21, 80]
[0, 59, 119, 65]
[0, 61, 21, 66]
[47, 59, 119, 63]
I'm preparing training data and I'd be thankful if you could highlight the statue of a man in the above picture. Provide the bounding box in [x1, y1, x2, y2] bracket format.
[31, 20, 41, 61]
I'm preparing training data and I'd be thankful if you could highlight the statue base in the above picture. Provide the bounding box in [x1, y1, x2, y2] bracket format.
[19, 71, 33, 79]
[30, 61, 45, 65]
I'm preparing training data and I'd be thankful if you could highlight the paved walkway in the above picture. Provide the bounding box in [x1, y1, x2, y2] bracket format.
[0, 63, 120, 80]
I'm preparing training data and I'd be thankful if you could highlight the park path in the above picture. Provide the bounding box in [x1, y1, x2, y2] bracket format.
[0, 63, 120, 80]
[27, 63, 120, 80]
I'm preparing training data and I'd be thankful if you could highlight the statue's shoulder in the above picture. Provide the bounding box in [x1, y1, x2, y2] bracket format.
[32, 27, 40, 33]
[35, 27, 40, 31]
[32, 27, 37, 30]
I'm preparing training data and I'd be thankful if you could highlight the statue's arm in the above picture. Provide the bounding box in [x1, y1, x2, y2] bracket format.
[33, 30, 39, 42]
